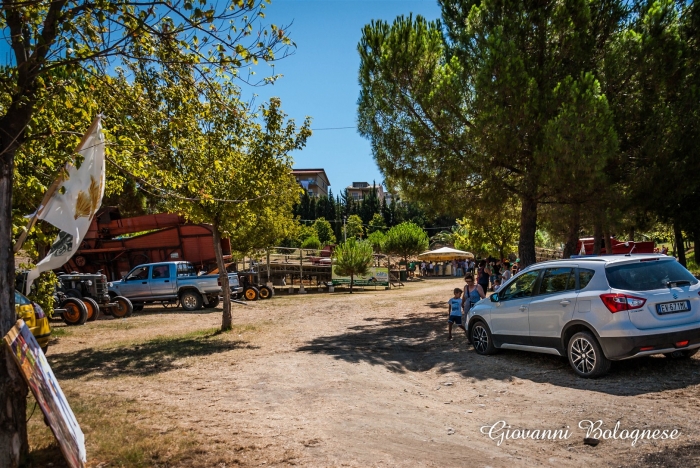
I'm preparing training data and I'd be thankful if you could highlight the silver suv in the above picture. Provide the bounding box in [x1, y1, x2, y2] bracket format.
[466, 255, 700, 377]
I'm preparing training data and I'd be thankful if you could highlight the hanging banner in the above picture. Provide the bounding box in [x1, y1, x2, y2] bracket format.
[3, 320, 86, 467]
[332, 267, 389, 287]
[25, 116, 105, 293]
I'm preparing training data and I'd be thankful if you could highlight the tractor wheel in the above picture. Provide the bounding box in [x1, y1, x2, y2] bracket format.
[258, 286, 273, 300]
[82, 297, 100, 322]
[111, 296, 133, 318]
[62, 298, 88, 326]
[206, 295, 220, 309]
[244, 287, 259, 301]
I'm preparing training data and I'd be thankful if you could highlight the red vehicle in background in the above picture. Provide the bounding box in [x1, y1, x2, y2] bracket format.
[576, 237, 655, 255]
[59, 207, 231, 281]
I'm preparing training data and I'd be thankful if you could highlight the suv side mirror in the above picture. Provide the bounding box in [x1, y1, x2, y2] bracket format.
[490, 293, 499, 303]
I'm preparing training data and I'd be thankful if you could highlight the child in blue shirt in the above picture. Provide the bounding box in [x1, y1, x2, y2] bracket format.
[448, 287, 467, 340]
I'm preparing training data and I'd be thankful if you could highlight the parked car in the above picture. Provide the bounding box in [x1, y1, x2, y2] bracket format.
[108, 261, 240, 311]
[15, 291, 51, 353]
[467, 254, 700, 377]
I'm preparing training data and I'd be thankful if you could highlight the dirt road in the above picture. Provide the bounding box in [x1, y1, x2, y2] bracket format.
[37, 279, 700, 467]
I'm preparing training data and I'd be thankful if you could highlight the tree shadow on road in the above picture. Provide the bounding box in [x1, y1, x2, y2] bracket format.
[297, 307, 700, 396]
[49, 332, 257, 380]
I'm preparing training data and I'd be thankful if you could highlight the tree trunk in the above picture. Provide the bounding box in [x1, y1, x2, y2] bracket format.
[673, 221, 686, 267]
[628, 227, 635, 242]
[212, 221, 232, 331]
[593, 220, 603, 255]
[518, 196, 538, 267]
[349, 274, 354, 294]
[0, 115, 29, 467]
[603, 218, 613, 254]
[562, 205, 581, 259]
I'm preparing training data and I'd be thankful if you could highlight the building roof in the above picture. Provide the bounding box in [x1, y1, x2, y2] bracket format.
[292, 168, 330, 185]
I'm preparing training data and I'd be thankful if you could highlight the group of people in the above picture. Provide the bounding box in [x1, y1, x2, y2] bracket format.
[446, 258, 521, 341]
[417, 259, 476, 277]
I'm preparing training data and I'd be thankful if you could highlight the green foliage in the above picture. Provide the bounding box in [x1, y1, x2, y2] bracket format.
[357, 3, 628, 265]
[312, 217, 336, 245]
[298, 225, 318, 244]
[345, 214, 364, 239]
[301, 236, 321, 250]
[383, 222, 429, 262]
[368, 213, 387, 234]
[454, 202, 520, 259]
[366, 230, 386, 253]
[27, 271, 58, 318]
[332, 239, 374, 293]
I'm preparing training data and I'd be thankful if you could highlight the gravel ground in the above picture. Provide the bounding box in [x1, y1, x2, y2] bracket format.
[41, 278, 700, 467]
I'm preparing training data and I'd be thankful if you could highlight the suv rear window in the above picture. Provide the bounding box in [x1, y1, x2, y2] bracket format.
[605, 260, 698, 291]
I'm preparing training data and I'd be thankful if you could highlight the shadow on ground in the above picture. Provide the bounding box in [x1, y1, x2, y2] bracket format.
[629, 442, 700, 467]
[297, 306, 700, 396]
[49, 333, 257, 380]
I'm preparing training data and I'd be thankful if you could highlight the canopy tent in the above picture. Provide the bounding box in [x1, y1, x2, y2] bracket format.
[417, 247, 474, 261]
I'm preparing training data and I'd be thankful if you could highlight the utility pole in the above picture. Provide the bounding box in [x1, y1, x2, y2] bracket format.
[343, 216, 347, 242]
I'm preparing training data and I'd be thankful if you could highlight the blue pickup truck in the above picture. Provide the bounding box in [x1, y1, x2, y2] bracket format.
[108, 261, 242, 311]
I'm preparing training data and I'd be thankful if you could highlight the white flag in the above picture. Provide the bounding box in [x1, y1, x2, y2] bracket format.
[579, 241, 587, 256]
[25, 117, 105, 293]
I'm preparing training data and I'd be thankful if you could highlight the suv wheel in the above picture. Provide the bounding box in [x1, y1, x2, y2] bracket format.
[567, 331, 611, 378]
[471, 321, 497, 355]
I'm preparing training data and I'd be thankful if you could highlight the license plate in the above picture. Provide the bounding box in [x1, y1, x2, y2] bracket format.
[656, 300, 691, 315]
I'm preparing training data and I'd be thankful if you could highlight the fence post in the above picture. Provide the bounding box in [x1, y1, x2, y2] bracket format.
[299, 248, 306, 293]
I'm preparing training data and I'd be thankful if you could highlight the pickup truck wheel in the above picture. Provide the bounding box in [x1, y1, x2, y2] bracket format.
[244, 287, 259, 301]
[111, 296, 133, 318]
[206, 295, 220, 309]
[181, 291, 203, 311]
[62, 298, 88, 326]
[258, 286, 273, 300]
[82, 297, 100, 322]
[133, 304, 144, 312]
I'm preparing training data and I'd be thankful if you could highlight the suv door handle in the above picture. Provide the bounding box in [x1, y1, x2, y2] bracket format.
[164, 280, 170, 283]
[560, 300, 571, 306]
[519, 305, 527, 311]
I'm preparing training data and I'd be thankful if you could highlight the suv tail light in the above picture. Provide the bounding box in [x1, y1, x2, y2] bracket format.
[600, 293, 647, 313]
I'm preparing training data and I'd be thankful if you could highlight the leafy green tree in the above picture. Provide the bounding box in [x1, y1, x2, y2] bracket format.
[368, 213, 387, 234]
[301, 236, 322, 250]
[345, 214, 365, 239]
[312, 217, 336, 245]
[383, 222, 429, 272]
[333, 239, 374, 293]
[358, 3, 626, 266]
[454, 203, 520, 260]
[0, 0, 296, 459]
[366, 230, 386, 253]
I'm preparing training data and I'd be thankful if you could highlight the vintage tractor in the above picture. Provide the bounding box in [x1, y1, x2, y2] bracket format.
[237, 271, 273, 301]
[57, 272, 133, 324]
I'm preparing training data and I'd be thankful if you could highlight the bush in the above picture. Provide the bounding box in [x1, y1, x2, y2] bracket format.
[301, 236, 322, 250]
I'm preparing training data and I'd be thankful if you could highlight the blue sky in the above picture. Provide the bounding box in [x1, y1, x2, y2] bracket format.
[251, 0, 442, 195]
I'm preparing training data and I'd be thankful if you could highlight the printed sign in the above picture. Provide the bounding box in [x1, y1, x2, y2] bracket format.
[4, 320, 86, 468]
[332, 267, 389, 286]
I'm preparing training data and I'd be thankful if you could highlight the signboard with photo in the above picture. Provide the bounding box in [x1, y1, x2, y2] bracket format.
[3, 320, 86, 468]
[332, 267, 389, 286]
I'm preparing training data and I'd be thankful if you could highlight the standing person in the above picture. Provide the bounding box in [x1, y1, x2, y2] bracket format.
[421, 261, 427, 277]
[452, 259, 458, 277]
[448, 288, 468, 340]
[477, 260, 491, 292]
[462, 274, 486, 343]
[501, 262, 512, 284]
[428, 261, 434, 277]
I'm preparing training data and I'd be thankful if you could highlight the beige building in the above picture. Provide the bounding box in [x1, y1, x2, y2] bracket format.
[346, 182, 388, 202]
[292, 169, 331, 197]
